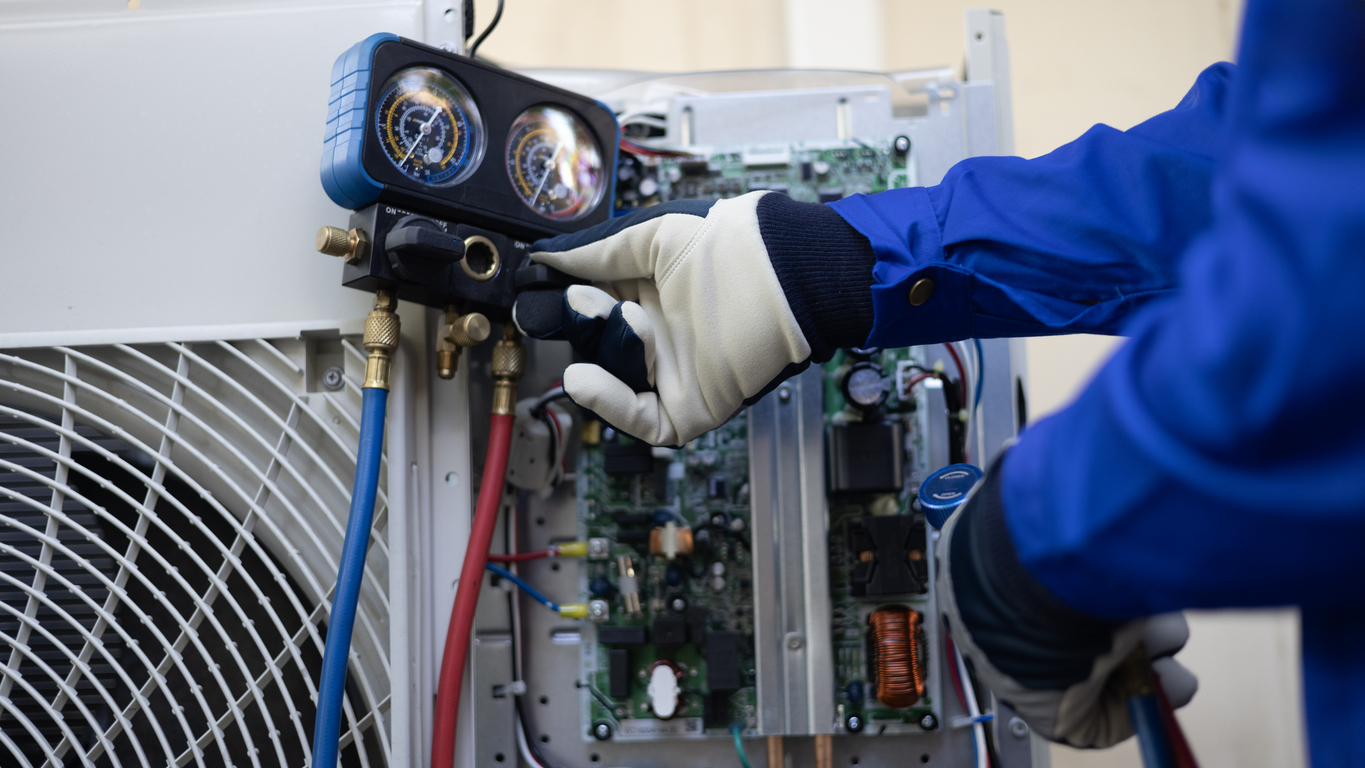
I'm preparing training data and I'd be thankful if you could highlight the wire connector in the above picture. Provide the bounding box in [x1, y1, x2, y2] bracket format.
[362, 290, 400, 390]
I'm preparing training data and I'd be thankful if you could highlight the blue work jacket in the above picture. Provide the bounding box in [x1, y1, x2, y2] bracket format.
[830, 1, 1363, 764]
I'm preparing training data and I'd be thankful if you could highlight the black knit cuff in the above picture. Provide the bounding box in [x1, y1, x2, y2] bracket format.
[950, 460, 1121, 690]
[756, 194, 875, 362]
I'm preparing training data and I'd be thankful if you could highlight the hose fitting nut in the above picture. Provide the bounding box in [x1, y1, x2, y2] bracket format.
[490, 324, 526, 415]
[362, 290, 400, 390]
[436, 307, 491, 380]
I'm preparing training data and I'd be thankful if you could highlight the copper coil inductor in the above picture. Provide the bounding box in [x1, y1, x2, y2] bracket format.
[868, 606, 926, 708]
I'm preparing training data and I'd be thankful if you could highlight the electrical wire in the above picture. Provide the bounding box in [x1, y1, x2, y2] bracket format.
[952, 634, 991, 768]
[730, 724, 752, 768]
[971, 338, 985, 412]
[312, 387, 388, 768]
[431, 410, 516, 768]
[466, 0, 503, 58]
[941, 342, 968, 406]
[487, 562, 560, 612]
[488, 549, 553, 563]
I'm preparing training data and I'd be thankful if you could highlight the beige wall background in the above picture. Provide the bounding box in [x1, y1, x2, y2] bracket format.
[478, 2, 1305, 766]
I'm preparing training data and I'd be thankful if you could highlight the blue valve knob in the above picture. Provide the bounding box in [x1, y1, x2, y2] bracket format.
[918, 464, 983, 529]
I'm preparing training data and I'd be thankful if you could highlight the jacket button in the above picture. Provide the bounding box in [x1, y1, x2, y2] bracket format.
[907, 278, 935, 306]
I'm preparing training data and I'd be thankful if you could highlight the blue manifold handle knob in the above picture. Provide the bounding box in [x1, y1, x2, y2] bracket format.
[918, 464, 983, 529]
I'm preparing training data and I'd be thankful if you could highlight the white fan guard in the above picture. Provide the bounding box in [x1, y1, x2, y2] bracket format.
[0, 338, 391, 767]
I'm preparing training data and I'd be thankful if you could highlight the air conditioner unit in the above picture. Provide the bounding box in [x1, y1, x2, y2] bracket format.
[0, 3, 1034, 767]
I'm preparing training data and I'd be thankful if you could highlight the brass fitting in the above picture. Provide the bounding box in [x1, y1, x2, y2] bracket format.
[362, 290, 400, 390]
[435, 305, 491, 379]
[490, 324, 526, 415]
[316, 225, 369, 265]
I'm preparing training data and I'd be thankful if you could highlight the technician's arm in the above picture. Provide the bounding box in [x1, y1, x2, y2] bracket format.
[942, 0, 1365, 757]
[832, 62, 1233, 346]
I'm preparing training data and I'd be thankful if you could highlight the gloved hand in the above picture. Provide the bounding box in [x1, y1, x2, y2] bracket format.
[513, 191, 875, 446]
[937, 464, 1198, 748]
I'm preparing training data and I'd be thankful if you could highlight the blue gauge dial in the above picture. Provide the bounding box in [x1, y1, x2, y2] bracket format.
[374, 67, 485, 187]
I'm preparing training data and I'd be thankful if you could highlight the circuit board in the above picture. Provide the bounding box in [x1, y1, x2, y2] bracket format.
[614, 138, 915, 212]
[579, 143, 941, 743]
[823, 348, 944, 735]
[577, 422, 757, 741]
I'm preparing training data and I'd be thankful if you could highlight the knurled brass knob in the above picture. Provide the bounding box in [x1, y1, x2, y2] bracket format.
[446, 312, 491, 347]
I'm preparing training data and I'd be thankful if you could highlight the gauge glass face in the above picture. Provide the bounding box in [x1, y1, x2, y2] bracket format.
[846, 366, 887, 407]
[505, 106, 606, 221]
[373, 67, 484, 187]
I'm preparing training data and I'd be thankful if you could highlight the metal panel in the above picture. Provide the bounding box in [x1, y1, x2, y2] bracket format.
[0, 0, 424, 344]
[749, 367, 835, 736]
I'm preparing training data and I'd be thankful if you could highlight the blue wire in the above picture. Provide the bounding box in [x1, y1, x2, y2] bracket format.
[971, 338, 985, 411]
[729, 723, 752, 768]
[312, 387, 388, 768]
[486, 562, 560, 612]
[1128, 693, 1178, 768]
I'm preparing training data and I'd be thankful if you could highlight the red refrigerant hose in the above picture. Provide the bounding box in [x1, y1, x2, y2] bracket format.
[432, 411, 515, 768]
[432, 325, 525, 768]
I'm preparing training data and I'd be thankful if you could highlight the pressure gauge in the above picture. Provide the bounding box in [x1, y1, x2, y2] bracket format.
[505, 106, 607, 221]
[842, 362, 889, 412]
[373, 67, 484, 187]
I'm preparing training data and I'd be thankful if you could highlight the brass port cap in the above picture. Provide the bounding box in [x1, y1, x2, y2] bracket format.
[446, 312, 491, 347]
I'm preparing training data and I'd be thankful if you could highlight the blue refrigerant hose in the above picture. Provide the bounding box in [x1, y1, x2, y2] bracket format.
[1128, 693, 1178, 768]
[312, 386, 388, 768]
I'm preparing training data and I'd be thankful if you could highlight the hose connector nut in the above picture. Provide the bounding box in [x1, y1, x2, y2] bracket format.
[316, 225, 369, 265]
[362, 289, 400, 390]
[436, 307, 492, 379]
[490, 324, 526, 415]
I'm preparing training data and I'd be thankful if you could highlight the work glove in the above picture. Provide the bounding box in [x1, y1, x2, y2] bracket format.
[512, 191, 875, 446]
[936, 464, 1198, 748]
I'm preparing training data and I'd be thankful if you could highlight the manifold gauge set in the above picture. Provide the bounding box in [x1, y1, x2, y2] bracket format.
[319, 33, 618, 313]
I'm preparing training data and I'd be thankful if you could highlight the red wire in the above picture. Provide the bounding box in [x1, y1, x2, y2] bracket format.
[941, 342, 968, 406]
[488, 550, 551, 563]
[431, 412, 516, 768]
[942, 630, 969, 713]
[1154, 671, 1201, 768]
[901, 372, 936, 397]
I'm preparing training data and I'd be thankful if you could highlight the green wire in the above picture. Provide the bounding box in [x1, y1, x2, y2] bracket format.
[730, 724, 752, 768]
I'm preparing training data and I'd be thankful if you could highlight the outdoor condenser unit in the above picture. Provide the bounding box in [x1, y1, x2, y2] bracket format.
[0, 2, 1033, 767]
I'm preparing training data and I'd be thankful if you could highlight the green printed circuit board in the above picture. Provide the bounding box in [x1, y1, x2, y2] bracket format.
[577, 422, 757, 740]
[579, 141, 944, 741]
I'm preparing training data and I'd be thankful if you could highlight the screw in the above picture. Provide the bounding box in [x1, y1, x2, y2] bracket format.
[670, 597, 688, 613]
[918, 713, 938, 731]
[894, 135, 912, 154]
[321, 366, 345, 391]
[1009, 716, 1029, 739]
[588, 600, 610, 621]
[846, 714, 864, 733]
[592, 722, 612, 741]
[777, 385, 792, 403]
[785, 632, 804, 650]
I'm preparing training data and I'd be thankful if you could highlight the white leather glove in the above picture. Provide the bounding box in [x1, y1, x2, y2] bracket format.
[513, 191, 876, 446]
[937, 464, 1198, 748]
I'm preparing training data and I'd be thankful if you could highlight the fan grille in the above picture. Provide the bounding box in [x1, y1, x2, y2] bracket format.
[0, 339, 391, 768]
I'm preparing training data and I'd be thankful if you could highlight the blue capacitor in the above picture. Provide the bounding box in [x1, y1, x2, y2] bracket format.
[918, 464, 983, 529]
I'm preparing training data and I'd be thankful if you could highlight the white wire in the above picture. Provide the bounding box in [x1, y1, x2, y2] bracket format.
[516, 715, 547, 768]
[954, 643, 990, 768]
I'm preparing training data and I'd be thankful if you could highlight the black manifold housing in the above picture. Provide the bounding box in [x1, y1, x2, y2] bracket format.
[341, 203, 527, 317]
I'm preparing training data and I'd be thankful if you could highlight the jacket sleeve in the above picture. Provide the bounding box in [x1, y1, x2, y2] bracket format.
[829, 62, 1233, 347]
[1000, 0, 1365, 619]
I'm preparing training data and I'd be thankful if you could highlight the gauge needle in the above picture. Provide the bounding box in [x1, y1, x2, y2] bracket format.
[401, 108, 444, 166]
[531, 145, 563, 203]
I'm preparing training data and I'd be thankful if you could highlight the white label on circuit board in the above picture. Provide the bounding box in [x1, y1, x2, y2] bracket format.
[615, 718, 705, 740]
